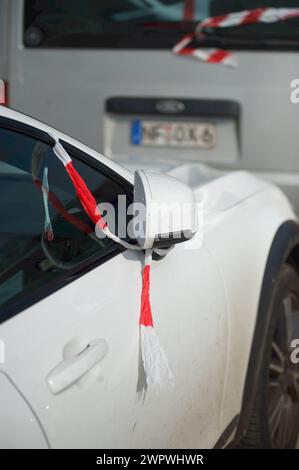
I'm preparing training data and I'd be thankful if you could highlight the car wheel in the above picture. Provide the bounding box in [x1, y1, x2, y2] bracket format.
[241, 264, 299, 449]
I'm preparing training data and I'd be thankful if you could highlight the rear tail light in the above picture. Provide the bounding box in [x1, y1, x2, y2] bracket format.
[0, 80, 8, 106]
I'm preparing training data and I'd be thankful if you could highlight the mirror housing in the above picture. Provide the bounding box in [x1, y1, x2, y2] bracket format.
[133, 169, 198, 250]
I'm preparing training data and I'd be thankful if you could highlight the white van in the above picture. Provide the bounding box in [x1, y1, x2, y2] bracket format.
[1, 0, 299, 210]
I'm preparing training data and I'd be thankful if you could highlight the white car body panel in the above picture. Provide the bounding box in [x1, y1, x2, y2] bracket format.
[0, 245, 228, 448]
[0, 107, 297, 448]
[203, 187, 295, 430]
[0, 371, 48, 448]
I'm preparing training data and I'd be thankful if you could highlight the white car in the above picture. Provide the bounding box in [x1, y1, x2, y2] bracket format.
[0, 106, 298, 449]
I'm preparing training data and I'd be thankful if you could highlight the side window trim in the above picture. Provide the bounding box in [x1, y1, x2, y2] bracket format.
[0, 117, 132, 323]
[0, 116, 55, 146]
[0, 116, 133, 197]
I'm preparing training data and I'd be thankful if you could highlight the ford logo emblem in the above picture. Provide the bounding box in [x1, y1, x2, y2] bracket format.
[156, 100, 185, 114]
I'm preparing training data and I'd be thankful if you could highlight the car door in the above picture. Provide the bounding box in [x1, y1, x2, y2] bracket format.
[0, 117, 228, 448]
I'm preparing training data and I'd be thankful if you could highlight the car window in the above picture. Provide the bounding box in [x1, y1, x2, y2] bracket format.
[24, 0, 299, 49]
[0, 125, 130, 321]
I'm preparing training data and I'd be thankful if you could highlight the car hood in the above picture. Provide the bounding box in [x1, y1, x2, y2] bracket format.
[115, 154, 271, 214]
[168, 163, 271, 213]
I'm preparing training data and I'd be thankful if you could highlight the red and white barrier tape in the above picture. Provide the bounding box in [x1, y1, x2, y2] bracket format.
[173, 7, 299, 67]
[140, 250, 174, 388]
[51, 134, 173, 389]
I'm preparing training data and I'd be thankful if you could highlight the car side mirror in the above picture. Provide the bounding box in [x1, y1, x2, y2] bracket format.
[133, 169, 198, 250]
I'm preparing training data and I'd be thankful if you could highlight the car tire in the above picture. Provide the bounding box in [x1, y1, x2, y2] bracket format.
[240, 264, 299, 449]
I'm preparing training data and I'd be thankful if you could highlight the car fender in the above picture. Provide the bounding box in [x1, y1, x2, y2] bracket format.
[203, 184, 298, 444]
[235, 219, 299, 441]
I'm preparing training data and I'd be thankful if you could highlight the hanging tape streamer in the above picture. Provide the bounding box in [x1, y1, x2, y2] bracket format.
[140, 250, 174, 388]
[41, 167, 54, 242]
[32, 148, 95, 236]
[173, 7, 299, 67]
[50, 133, 173, 389]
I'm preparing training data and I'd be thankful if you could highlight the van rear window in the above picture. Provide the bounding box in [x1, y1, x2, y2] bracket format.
[23, 0, 299, 49]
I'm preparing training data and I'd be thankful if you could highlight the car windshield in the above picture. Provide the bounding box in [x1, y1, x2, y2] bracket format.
[24, 0, 299, 49]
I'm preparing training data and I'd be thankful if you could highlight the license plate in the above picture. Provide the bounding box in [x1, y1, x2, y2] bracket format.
[131, 120, 216, 149]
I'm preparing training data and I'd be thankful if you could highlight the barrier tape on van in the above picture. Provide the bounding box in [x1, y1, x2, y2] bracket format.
[173, 7, 299, 67]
